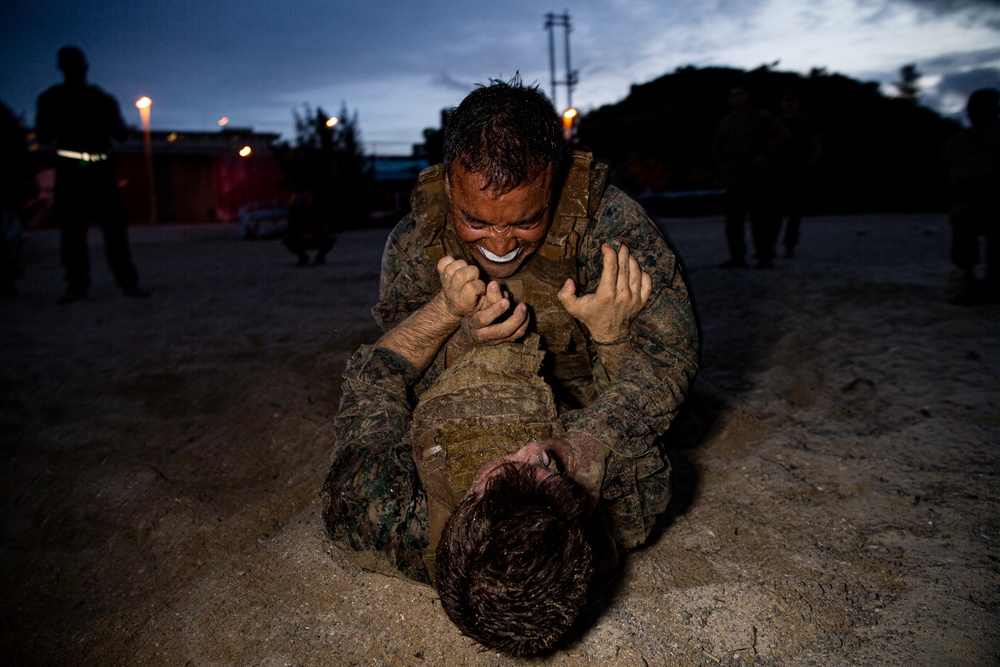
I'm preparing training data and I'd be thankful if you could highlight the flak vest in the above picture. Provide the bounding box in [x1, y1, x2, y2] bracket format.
[407, 151, 609, 581]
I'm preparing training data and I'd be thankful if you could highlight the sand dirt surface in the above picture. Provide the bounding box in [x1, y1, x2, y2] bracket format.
[1, 214, 997, 666]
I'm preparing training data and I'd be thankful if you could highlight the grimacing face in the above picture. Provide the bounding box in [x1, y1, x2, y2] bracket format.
[445, 163, 554, 280]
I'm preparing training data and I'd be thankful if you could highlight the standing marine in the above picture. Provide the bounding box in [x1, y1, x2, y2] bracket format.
[36, 45, 148, 304]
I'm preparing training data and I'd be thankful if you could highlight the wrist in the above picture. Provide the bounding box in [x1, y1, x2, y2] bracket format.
[591, 332, 632, 347]
[430, 290, 466, 324]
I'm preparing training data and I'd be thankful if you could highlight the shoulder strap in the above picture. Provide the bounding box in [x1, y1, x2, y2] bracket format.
[411, 163, 451, 261]
[538, 150, 608, 260]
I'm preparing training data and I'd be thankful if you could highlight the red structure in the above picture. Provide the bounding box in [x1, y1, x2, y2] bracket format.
[114, 127, 286, 223]
[27, 126, 287, 226]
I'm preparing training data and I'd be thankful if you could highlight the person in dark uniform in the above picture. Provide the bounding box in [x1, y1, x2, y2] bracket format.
[942, 88, 1000, 304]
[283, 188, 336, 266]
[35, 46, 148, 304]
[774, 90, 822, 258]
[0, 100, 29, 297]
[712, 84, 787, 269]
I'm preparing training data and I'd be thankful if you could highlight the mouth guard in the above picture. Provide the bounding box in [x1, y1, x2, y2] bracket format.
[480, 247, 520, 263]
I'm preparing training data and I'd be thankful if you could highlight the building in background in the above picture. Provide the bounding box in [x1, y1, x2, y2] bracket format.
[26, 126, 285, 226]
[25, 126, 432, 228]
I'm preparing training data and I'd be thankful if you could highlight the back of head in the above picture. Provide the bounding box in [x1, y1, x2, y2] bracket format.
[435, 463, 592, 656]
[443, 76, 565, 194]
[966, 88, 1000, 126]
[57, 46, 88, 82]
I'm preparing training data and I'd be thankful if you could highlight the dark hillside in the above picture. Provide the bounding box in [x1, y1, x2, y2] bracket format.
[577, 66, 963, 214]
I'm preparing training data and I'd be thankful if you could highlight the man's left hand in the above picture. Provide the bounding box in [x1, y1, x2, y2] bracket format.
[543, 430, 610, 516]
[557, 242, 652, 343]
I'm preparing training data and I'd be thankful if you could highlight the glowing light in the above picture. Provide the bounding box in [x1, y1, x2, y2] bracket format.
[239, 146, 252, 158]
[134, 97, 155, 223]
[218, 117, 229, 127]
[562, 107, 578, 141]
[167, 132, 178, 142]
[326, 116, 339, 128]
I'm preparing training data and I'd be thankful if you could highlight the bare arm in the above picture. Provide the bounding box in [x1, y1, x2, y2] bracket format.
[376, 255, 529, 372]
[376, 291, 463, 373]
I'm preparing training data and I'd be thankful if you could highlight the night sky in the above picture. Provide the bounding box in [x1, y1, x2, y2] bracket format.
[2, 0, 998, 155]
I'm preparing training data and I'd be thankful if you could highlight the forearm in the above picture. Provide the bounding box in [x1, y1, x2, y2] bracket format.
[570, 336, 697, 456]
[591, 336, 632, 379]
[376, 292, 462, 374]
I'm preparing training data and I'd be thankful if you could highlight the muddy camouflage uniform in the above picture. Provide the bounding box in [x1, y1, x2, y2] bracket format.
[322, 152, 699, 584]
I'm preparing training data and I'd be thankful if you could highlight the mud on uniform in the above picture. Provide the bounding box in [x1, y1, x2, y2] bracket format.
[321, 152, 700, 584]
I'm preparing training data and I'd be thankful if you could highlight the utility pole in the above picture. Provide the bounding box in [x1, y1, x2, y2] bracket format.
[544, 12, 577, 112]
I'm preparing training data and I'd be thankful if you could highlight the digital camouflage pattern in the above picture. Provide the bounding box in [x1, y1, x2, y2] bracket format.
[321, 345, 432, 583]
[322, 160, 700, 582]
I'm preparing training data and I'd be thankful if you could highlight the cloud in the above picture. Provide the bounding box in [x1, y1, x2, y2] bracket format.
[4, 0, 999, 150]
[433, 73, 474, 94]
[921, 46, 1000, 71]
[891, 0, 1000, 29]
[937, 67, 1000, 95]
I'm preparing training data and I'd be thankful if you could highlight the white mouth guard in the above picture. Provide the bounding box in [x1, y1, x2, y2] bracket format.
[480, 247, 520, 263]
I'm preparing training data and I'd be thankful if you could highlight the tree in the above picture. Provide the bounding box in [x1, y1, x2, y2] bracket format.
[277, 103, 373, 229]
[576, 65, 961, 213]
[895, 64, 921, 101]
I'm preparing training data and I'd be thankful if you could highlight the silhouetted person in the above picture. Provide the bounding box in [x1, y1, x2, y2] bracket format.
[774, 90, 822, 258]
[712, 84, 787, 269]
[283, 188, 335, 266]
[0, 100, 29, 297]
[942, 88, 1000, 305]
[36, 46, 148, 304]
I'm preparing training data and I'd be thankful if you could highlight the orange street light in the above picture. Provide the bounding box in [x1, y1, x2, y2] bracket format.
[562, 107, 578, 142]
[239, 145, 252, 158]
[218, 116, 229, 127]
[326, 116, 339, 128]
[135, 96, 156, 223]
[135, 96, 152, 136]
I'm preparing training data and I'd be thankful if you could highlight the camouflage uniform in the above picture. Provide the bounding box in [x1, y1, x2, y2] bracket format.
[322, 153, 699, 584]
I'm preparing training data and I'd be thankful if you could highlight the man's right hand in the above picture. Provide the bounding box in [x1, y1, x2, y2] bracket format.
[437, 255, 486, 317]
[437, 257, 530, 363]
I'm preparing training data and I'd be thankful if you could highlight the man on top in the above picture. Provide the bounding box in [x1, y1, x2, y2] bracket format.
[322, 77, 699, 655]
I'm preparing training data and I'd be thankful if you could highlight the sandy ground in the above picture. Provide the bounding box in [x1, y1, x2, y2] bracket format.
[1, 213, 997, 667]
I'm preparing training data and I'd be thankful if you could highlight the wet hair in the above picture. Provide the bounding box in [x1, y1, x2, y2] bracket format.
[443, 75, 566, 194]
[966, 88, 999, 126]
[435, 462, 592, 656]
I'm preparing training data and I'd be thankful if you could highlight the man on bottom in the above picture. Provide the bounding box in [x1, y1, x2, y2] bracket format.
[419, 337, 605, 655]
[325, 260, 647, 655]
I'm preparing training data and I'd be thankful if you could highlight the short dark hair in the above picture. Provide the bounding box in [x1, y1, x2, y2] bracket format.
[443, 76, 565, 194]
[435, 462, 592, 656]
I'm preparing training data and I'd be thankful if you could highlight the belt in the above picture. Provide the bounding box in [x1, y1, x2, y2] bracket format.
[57, 149, 110, 162]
